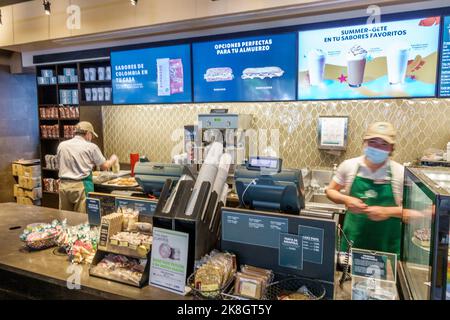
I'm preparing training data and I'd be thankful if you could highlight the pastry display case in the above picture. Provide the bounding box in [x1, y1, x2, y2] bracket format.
[400, 167, 450, 300]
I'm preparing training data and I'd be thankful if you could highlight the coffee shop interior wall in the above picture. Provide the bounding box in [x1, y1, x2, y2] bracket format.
[103, 98, 450, 169]
[0, 66, 39, 202]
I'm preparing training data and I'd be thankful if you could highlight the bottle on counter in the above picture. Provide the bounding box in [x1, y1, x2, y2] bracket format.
[447, 142, 450, 162]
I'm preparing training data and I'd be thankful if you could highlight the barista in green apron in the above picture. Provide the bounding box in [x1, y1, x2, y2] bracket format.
[326, 122, 404, 257]
[57, 121, 118, 213]
[341, 164, 401, 255]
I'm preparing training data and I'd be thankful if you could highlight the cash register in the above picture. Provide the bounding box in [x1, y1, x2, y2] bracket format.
[234, 156, 305, 215]
[134, 162, 184, 197]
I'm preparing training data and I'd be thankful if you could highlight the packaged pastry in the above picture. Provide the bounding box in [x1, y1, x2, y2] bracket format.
[234, 272, 264, 299]
[241, 265, 273, 278]
[135, 222, 152, 234]
[232, 265, 273, 299]
[193, 251, 236, 295]
[122, 211, 139, 232]
[90, 253, 145, 285]
[194, 264, 223, 292]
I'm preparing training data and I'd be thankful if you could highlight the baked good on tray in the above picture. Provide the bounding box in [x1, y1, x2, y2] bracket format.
[414, 228, 431, 247]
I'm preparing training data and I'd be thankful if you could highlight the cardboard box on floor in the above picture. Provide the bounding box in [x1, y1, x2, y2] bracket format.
[22, 165, 41, 178]
[16, 196, 41, 206]
[18, 176, 41, 190]
[12, 159, 41, 177]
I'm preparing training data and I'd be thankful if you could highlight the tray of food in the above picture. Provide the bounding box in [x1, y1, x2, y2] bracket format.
[93, 170, 131, 184]
[102, 177, 138, 188]
[89, 252, 148, 287]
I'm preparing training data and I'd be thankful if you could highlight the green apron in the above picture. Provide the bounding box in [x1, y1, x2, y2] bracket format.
[81, 173, 94, 197]
[341, 163, 401, 257]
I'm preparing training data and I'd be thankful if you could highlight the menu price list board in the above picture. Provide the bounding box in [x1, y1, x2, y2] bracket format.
[222, 212, 288, 249]
[298, 16, 440, 100]
[439, 16, 450, 97]
[111, 44, 192, 104]
[193, 33, 297, 102]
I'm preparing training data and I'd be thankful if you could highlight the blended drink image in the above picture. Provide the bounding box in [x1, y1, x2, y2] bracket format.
[307, 49, 326, 86]
[346, 45, 367, 88]
[387, 43, 410, 85]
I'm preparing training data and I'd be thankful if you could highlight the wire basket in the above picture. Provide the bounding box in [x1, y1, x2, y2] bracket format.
[264, 277, 326, 300]
[186, 271, 235, 300]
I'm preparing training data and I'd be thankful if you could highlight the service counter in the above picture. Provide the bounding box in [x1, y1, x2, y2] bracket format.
[0, 203, 351, 300]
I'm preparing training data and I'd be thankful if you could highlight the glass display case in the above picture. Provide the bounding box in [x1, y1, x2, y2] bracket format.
[400, 167, 450, 300]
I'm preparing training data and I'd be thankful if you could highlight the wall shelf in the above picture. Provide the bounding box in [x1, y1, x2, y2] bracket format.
[37, 61, 108, 209]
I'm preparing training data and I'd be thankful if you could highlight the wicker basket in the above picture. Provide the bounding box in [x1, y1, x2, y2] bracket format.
[264, 277, 326, 300]
[25, 234, 58, 250]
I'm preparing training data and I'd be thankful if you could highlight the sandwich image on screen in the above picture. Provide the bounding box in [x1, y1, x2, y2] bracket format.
[157, 58, 184, 96]
[204, 67, 234, 82]
[241, 66, 284, 80]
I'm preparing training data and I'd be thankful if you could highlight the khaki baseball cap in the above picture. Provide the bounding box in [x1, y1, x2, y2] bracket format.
[75, 121, 98, 138]
[364, 122, 396, 144]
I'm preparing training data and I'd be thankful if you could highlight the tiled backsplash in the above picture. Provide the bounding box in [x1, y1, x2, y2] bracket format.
[102, 99, 450, 169]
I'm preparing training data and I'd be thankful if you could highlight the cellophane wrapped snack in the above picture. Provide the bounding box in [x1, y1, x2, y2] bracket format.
[56, 223, 99, 264]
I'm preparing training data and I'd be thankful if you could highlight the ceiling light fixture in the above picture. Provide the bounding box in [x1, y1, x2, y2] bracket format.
[43, 0, 51, 15]
[130, 0, 138, 5]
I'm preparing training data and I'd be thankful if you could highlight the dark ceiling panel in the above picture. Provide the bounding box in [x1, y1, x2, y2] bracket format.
[0, 0, 34, 7]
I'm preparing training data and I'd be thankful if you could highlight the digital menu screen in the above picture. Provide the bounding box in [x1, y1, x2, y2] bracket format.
[111, 44, 192, 104]
[298, 17, 440, 100]
[193, 33, 297, 102]
[439, 16, 450, 97]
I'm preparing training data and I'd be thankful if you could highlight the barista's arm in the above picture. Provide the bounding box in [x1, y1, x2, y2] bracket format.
[91, 145, 118, 171]
[326, 180, 368, 213]
[100, 155, 118, 171]
[363, 206, 402, 221]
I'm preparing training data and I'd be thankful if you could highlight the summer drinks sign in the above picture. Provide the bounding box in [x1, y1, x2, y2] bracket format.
[193, 33, 297, 102]
[298, 17, 440, 100]
[111, 44, 192, 104]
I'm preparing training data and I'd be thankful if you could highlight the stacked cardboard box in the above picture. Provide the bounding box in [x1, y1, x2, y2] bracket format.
[12, 159, 42, 206]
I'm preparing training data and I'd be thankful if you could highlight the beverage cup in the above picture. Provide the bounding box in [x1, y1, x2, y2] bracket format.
[89, 68, 97, 81]
[85, 88, 92, 102]
[130, 153, 140, 177]
[98, 67, 105, 81]
[104, 87, 111, 101]
[97, 87, 104, 101]
[84, 68, 90, 81]
[307, 49, 326, 86]
[347, 45, 367, 88]
[106, 66, 112, 80]
[91, 87, 98, 101]
[387, 44, 410, 85]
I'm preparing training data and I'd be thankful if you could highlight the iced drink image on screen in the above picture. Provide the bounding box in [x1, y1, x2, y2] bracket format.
[346, 45, 367, 88]
[307, 49, 326, 86]
[386, 43, 410, 85]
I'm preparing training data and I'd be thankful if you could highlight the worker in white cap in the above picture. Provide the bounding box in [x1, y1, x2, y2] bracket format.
[326, 122, 404, 257]
[56, 121, 118, 213]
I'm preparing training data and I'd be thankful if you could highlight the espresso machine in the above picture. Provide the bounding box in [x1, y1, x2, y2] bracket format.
[196, 110, 252, 167]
